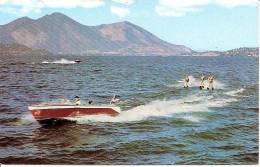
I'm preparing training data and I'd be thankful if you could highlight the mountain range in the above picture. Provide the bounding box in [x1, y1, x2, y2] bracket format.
[0, 12, 192, 56]
[0, 12, 258, 57]
[192, 47, 259, 57]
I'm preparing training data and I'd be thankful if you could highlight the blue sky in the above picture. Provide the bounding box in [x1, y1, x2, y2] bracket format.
[0, 0, 258, 51]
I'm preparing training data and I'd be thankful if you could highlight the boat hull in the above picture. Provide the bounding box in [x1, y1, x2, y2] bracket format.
[28, 105, 120, 124]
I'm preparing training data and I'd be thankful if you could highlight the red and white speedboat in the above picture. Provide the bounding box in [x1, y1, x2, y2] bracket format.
[28, 104, 121, 125]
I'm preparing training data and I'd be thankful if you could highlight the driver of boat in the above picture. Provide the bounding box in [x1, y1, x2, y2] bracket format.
[74, 96, 81, 105]
[110, 95, 120, 104]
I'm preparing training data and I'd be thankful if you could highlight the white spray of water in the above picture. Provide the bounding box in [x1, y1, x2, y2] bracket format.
[170, 75, 226, 90]
[42, 58, 76, 64]
[68, 93, 237, 123]
[225, 88, 245, 97]
[178, 115, 202, 122]
[207, 97, 238, 108]
[19, 112, 36, 125]
[21, 92, 237, 124]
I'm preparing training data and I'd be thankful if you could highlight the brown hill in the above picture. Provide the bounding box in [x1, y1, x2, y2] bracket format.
[0, 12, 192, 56]
[0, 43, 50, 56]
[0, 43, 32, 55]
[192, 47, 259, 57]
[223, 47, 259, 57]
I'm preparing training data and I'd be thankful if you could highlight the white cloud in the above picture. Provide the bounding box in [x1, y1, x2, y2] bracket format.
[112, 0, 135, 5]
[156, 0, 258, 17]
[155, 0, 210, 16]
[39, 0, 105, 8]
[214, 0, 258, 8]
[0, 6, 20, 15]
[0, 0, 105, 14]
[110, 6, 129, 18]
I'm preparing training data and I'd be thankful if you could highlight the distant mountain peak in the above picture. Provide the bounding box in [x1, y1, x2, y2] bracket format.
[17, 16, 33, 21]
[50, 12, 66, 16]
[117, 21, 132, 25]
[108, 21, 136, 27]
[37, 12, 75, 23]
[45, 12, 68, 18]
[4, 16, 34, 27]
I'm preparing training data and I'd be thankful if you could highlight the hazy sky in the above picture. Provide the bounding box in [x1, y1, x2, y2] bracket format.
[0, 0, 258, 51]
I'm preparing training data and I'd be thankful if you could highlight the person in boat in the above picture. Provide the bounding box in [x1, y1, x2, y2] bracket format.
[110, 95, 120, 104]
[184, 75, 190, 88]
[74, 96, 81, 105]
[207, 75, 214, 90]
[199, 74, 206, 90]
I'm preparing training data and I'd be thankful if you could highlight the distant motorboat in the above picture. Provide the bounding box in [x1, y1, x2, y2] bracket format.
[74, 60, 81, 63]
[28, 104, 120, 125]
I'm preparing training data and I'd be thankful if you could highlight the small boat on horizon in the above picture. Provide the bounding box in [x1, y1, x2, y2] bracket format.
[28, 104, 120, 125]
[74, 60, 81, 63]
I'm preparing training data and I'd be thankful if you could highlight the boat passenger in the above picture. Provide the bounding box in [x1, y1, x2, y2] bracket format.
[207, 75, 214, 90]
[74, 96, 81, 105]
[184, 75, 190, 88]
[110, 95, 120, 104]
[199, 75, 206, 90]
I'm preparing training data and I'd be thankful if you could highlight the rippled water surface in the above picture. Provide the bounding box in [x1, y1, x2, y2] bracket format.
[0, 54, 258, 164]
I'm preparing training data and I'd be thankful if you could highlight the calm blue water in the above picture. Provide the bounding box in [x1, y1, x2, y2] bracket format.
[0, 55, 258, 164]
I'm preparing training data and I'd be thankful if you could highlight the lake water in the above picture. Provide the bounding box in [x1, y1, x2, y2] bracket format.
[0, 55, 258, 164]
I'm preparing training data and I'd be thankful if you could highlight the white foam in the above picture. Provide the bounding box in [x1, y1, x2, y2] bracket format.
[178, 115, 202, 122]
[42, 58, 76, 64]
[18, 113, 36, 125]
[207, 97, 238, 107]
[225, 88, 245, 97]
[68, 93, 237, 123]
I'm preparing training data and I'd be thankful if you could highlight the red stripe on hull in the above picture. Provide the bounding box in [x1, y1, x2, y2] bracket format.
[31, 108, 119, 120]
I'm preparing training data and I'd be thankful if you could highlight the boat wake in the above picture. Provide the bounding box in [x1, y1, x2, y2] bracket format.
[225, 88, 245, 97]
[68, 92, 237, 123]
[20, 76, 242, 125]
[42, 58, 76, 64]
